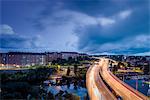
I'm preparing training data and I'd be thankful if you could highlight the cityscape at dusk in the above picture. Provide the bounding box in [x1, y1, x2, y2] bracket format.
[0, 0, 150, 100]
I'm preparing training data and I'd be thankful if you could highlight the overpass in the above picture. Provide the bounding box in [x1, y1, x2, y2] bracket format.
[86, 58, 148, 100]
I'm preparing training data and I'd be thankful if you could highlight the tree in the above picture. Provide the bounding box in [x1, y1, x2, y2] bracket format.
[112, 65, 118, 73]
[68, 57, 75, 65]
[117, 62, 126, 69]
[66, 67, 70, 76]
[74, 65, 78, 75]
[143, 64, 149, 74]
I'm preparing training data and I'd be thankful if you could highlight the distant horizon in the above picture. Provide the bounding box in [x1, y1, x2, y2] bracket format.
[1, 50, 150, 56]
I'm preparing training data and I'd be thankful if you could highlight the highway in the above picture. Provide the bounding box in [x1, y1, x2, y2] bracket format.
[86, 61, 116, 100]
[86, 58, 148, 100]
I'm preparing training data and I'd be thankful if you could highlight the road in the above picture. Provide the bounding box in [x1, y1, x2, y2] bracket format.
[86, 58, 148, 100]
[86, 58, 116, 100]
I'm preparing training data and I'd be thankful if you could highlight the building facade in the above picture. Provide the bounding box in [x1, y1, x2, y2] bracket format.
[0, 52, 46, 66]
[0, 52, 89, 67]
[61, 52, 79, 60]
[45, 52, 62, 64]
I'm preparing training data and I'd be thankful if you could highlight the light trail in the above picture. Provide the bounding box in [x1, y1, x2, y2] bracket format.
[86, 57, 149, 100]
[86, 59, 116, 100]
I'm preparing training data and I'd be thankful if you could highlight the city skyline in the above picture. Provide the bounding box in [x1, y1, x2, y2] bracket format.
[1, 0, 150, 55]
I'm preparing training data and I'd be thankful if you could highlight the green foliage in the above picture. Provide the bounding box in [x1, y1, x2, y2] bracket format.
[112, 65, 118, 73]
[1, 67, 56, 82]
[143, 64, 149, 74]
[50, 56, 90, 66]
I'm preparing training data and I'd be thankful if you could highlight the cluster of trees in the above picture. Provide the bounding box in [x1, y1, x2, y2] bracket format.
[66, 64, 78, 76]
[112, 65, 118, 73]
[117, 62, 127, 70]
[66, 64, 87, 78]
[51, 56, 90, 66]
[1, 67, 56, 83]
[142, 64, 149, 74]
[1, 67, 57, 99]
[111, 61, 150, 75]
[111, 62, 126, 73]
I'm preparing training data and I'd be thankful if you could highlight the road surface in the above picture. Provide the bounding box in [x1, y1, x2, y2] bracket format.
[86, 58, 148, 100]
[86, 59, 116, 100]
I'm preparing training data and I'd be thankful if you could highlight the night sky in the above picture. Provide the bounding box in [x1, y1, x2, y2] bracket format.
[1, 0, 150, 55]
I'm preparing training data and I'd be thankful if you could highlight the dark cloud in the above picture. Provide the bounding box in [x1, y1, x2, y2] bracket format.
[112, 48, 150, 54]
[74, 1, 149, 54]
[56, 0, 147, 17]
[1, 0, 149, 54]
[0, 34, 41, 51]
[32, 0, 149, 54]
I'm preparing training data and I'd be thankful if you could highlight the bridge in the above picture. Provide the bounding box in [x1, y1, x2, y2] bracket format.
[86, 58, 148, 100]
